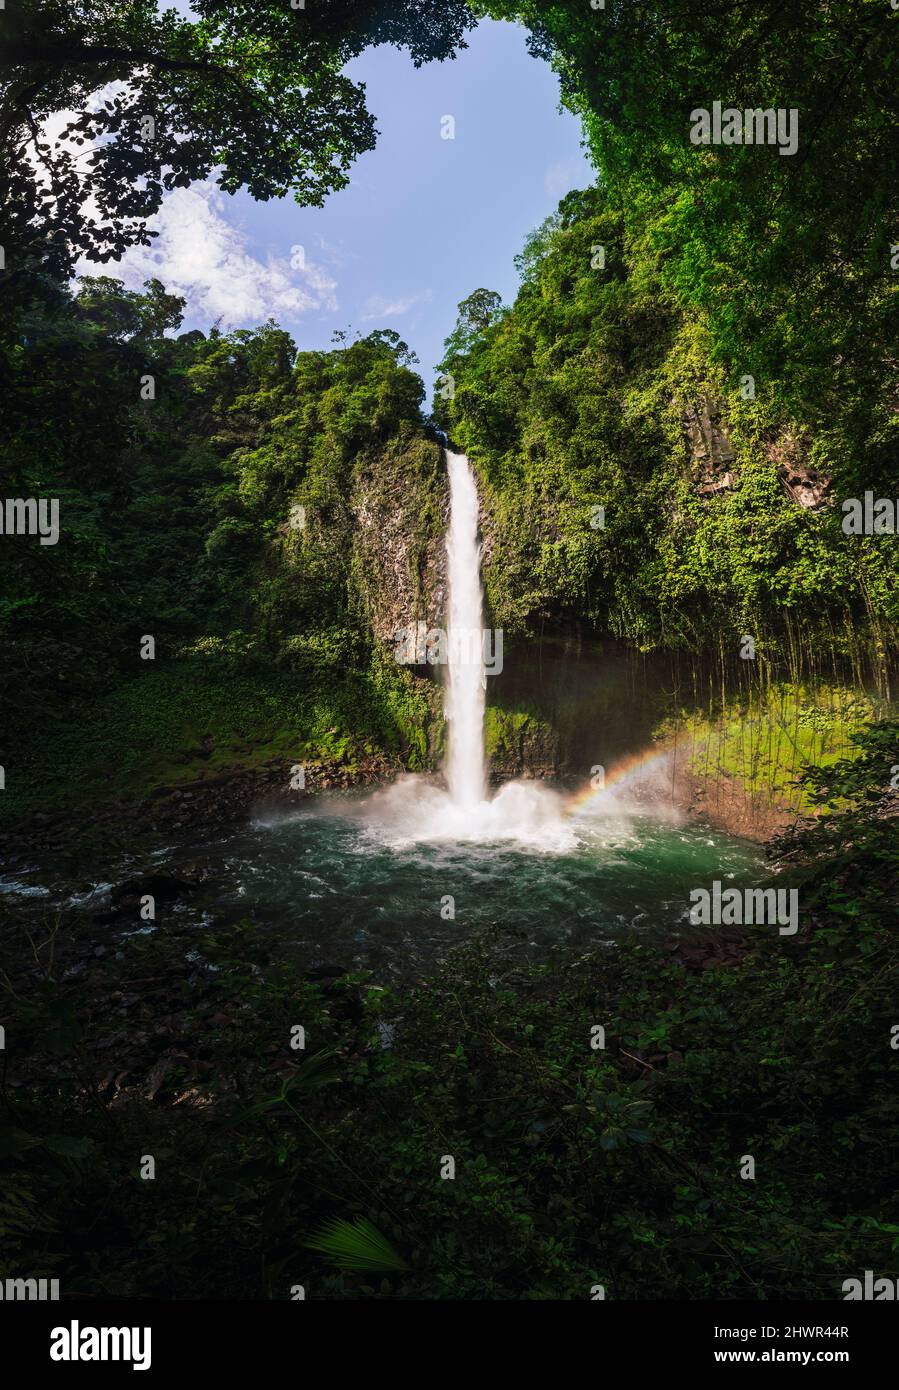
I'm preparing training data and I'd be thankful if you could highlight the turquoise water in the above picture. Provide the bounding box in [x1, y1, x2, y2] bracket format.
[187, 785, 762, 978]
[1, 780, 763, 981]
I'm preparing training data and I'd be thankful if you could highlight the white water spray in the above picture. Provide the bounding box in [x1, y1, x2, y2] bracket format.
[347, 448, 575, 848]
[443, 450, 487, 808]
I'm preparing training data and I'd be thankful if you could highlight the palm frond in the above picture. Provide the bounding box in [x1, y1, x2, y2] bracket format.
[305, 1215, 408, 1273]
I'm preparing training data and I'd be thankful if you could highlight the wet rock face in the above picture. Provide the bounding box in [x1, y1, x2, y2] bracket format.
[351, 435, 449, 648]
[684, 398, 737, 487]
[682, 768, 799, 841]
[684, 398, 830, 510]
[135, 756, 399, 835]
[487, 717, 561, 782]
[766, 433, 830, 510]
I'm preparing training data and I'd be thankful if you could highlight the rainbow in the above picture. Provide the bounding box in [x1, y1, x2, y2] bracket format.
[563, 747, 675, 818]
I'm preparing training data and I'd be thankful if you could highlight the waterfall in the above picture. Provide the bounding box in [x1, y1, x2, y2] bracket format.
[351, 448, 571, 848]
[443, 450, 487, 808]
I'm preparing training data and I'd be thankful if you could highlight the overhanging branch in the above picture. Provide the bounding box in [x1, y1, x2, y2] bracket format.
[0, 40, 229, 78]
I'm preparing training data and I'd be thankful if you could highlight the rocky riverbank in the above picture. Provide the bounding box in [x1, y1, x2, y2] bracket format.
[0, 751, 400, 876]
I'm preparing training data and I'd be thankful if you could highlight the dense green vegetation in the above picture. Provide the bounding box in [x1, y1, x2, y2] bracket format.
[475, 0, 899, 439]
[436, 1, 899, 666]
[1, 1, 897, 1304]
[3, 4, 897, 808]
[5, 184, 896, 821]
[0, 274, 446, 820]
[2, 728, 896, 1298]
[438, 186, 898, 664]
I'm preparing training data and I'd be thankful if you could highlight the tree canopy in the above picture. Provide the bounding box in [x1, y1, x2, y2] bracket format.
[474, 0, 899, 429]
[0, 0, 474, 276]
[438, 186, 898, 657]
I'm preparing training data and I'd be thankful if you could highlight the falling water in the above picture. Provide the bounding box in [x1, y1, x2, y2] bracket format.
[338, 451, 656, 848]
[443, 450, 487, 807]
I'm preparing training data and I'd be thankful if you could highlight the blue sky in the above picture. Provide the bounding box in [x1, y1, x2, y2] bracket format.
[103, 16, 593, 395]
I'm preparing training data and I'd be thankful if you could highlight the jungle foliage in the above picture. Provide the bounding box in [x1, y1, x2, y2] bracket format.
[438, 186, 898, 662]
[474, 0, 899, 433]
[0, 272, 438, 804]
[0, 0, 897, 1307]
[1, 729, 896, 1299]
[439, 0, 899, 662]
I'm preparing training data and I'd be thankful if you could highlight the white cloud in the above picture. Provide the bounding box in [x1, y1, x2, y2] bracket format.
[360, 289, 432, 322]
[33, 85, 334, 329]
[543, 159, 585, 200]
[75, 181, 338, 328]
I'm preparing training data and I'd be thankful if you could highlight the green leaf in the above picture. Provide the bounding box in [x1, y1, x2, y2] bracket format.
[305, 1216, 409, 1273]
